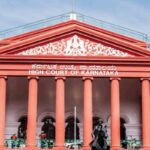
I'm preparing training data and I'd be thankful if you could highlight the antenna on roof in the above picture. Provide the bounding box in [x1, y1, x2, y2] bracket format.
[70, 0, 77, 20]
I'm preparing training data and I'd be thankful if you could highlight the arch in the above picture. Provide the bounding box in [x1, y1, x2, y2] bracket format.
[18, 115, 27, 122]
[93, 116, 104, 129]
[120, 114, 130, 123]
[42, 116, 55, 123]
[107, 114, 130, 124]
[65, 116, 80, 140]
[16, 109, 27, 122]
[17, 115, 27, 139]
[38, 112, 55, 123]
[120, 117, 127, 149]
[120, 118, 126, 124]
[65, 116, 80, 123]
[93, 113, 104, 122]
[41, 117, 55, 140]
[65, 112, 81, 123]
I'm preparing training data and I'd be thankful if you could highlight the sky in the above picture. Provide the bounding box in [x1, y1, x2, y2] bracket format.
[0, 0, 150, 36]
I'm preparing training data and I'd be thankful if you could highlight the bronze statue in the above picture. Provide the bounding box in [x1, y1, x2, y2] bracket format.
[90, 119, 108, 150]
[18, 124, 26, 139]
[42, 119, 55, 139]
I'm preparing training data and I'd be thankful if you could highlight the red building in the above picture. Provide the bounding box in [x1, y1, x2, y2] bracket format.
[0, 13, 150, 150]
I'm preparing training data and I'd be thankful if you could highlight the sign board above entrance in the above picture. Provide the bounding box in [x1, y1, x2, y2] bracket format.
[29, 64, 118, 77]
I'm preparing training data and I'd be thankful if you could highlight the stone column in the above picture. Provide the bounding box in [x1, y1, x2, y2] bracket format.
[26, 77, 38, 148]
[54, 77, 66, 150]
[141, 78, 150, 150]
[83, 77, 93, 150]
[0, 76, 7, 148]
[110, 78, 121, 150]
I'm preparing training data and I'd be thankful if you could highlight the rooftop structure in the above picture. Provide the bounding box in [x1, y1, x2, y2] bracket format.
[0, 12, 149, 47]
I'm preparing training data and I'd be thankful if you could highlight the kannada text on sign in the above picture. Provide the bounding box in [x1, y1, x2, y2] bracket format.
[29, 64, 119, 77]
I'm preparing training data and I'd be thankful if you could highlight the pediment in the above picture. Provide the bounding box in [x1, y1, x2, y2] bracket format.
[0, 20, 150, 57]
[17, 35, 133, 57]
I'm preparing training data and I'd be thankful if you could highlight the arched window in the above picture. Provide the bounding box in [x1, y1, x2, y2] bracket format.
[41, 116, 55, 140]
[18, 116, 27, 139]
[65, 116, 80, 140]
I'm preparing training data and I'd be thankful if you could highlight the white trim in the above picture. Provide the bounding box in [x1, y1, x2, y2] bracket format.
[18, 35, 133, 57]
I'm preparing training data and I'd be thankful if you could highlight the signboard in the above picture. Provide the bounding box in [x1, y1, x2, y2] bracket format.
[29, 64, 118, 77]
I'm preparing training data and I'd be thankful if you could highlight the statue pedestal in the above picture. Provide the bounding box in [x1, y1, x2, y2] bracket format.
[0, 147, 6, 150]
[140, 147, 150, 150]
[24, 146, 40, 150]
[110, 146, 122, 150]
[52, 146, 67, 150]
[82, 146, 91, 150]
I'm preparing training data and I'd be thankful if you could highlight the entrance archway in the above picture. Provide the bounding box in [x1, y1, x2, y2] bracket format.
[41, 116, 55, 140]
[18, 116, 27, 139]
[120, 118, 127, 148]
[65, 116, 80, 140]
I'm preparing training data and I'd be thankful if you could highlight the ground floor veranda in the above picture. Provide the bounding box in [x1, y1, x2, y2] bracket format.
[0, 76, 150, 150]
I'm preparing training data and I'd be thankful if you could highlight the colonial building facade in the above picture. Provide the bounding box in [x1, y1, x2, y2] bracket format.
[0, 13, 150, 150]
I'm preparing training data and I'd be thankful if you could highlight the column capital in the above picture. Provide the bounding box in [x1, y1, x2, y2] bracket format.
[55, 76, 66, 81]
[110, 77, 121, 81]
[28, 76, 39, 80]
[0, 76, 7, 80]
[82, 77, 93, 81]
[140, 78, 150, 81]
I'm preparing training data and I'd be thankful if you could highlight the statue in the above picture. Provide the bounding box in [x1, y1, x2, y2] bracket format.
[120, 121, 127, 148]
[42, 119, 55, 140]
[18, 124, 26, 139]
[90, 119, 108, 150]
[47, 119, 55, 139]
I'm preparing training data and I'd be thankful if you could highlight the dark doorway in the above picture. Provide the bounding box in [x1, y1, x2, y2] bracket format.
[65, 117, 80, 140]
[120, 118, 127, 149]
[18, 116, 27, 139]
[41, 116, 55, 140]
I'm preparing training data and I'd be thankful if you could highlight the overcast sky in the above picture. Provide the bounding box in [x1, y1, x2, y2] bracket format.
[0, 0, 150, 36]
